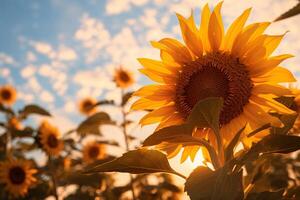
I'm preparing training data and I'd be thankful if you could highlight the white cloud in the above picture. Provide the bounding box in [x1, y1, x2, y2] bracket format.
[26, 51, 37, 62]
[0, 53, 15, 65]
[21, 65, 36, 78]
[74, 14, 111, 63]
[105, 0, 149, 15]
[0, 67, 10, 77]
[40, 90, 55, 103]
[56, 45, 77, 61]
[30, 41, 54, 57]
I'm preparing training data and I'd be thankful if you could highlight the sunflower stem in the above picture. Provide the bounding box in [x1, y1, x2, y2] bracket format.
[120, 89, 137, 200]
[50, 156, 59, 200]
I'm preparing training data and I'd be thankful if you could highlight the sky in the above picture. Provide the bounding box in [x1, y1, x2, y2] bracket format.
[1, 0, 300, 179]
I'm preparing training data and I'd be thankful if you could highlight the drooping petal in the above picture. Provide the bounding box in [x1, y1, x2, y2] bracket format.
[131, 98, 169, 110]
[252, 84, 291, 96]
[208, 1, 224, 51]
[252, 67, 296, 83]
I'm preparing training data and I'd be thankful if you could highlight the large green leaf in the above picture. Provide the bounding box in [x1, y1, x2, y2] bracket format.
[83, 149, 186, 179]
[0, 103, 14, 115]
[19, 104, 51, 118]
[185, 166, 243, 200]
[270, 114, 297, 135]
[245, 190, 284, 200]
[225, 125, 246, 161]
[76, 112, 113, 135]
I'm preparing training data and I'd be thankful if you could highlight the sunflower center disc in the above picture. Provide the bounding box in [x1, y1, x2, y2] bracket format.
[89, 146, 100, 158]
[119, 71, 130, 82]
[1, 89, 12, 100]
[83, 101, 94, 111]
[175, 52, 253, 125]
[47, 134, 59, 148]
[9, 166, 26, 185]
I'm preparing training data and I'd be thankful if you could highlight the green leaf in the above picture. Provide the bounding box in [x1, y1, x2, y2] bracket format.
[185, 166, 243, 200]
[245, 190, 284, 200]
[83, 149, 186, 179]
[270, 114, 297, 135]
[19, 104, 51, 118]
[225, 125, 246, 162]
[11, 127, 34, 138]
[187, 97, 223, 133]
[94, 100, 115, 106]
[238, 134, 300, 165]
[77, 112, 113, 135]
[121, 92, 133, 106]
[143, 124, 193, 146]
[0, 103, 14, 115]
[274, 2, 300, 22]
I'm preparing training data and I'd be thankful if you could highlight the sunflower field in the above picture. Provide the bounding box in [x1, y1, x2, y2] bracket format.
[1, 1, 300, 200]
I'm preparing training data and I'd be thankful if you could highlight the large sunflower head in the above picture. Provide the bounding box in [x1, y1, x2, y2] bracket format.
[114, 67, 135, 89]
[78, 97, 97, 116]
[82, 142, 106, 164]
[0, 158, 37, 197]
[38, 120, 64, 156]
[132, 2, 296, 162]
[0, 85, 17, 106]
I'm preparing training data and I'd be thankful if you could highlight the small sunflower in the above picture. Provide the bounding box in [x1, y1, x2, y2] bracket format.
[82, 142, 106, 164]
[78, 97, 97, 116]
[0, 158, 37, 197]
[114, 68, 135, 89]
[0, 85, 17, 106]
[132, 2, 296, 162]
[38, 120, 64, 156]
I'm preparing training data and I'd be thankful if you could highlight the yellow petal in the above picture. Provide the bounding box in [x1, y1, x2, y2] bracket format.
[252, 67, 296, 83]
[251, 95, 295, 115]
[263, 34, 285, 57]
[160, 50, 181, 68]
[134, 85, 175, 97]
[200, 3, 211, 52]
[244, 101, 282, 127]
[177, 12, 203, 57]
[223, 8, 252, 51]
[208, 1, 224, 51]
[131, 98, 169, 111]
[140, 105, 176, 125]
[232, 22, 270, 56]
[151, 38, 192, 64]
[157, 142, 182, 159]
[249, 54, 294, 77]
[252, 84, 291, 96]
[138, 58, 177, 74]
[156, 113, 184, 130]
[139, 68, 176, 84]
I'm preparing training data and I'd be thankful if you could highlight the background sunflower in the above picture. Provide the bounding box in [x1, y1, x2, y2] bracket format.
[0, 85, 17, 106]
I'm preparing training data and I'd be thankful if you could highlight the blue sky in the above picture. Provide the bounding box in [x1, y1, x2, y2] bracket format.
[1, 0, 300, 176]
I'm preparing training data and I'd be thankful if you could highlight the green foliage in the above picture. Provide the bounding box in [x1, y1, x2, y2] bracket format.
[76, 112, 113, 135]
[274, 2, 300, 21]
[19, 104, 51, 118]
[83, 149, 186, 179]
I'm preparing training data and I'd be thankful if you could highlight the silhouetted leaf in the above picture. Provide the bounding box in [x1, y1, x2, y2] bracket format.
[121, 92, 133, 106]
[187, 97, 223, 133]
[0, 103, 14, 115]
[239, 134, 300, 165]
[83, 149, 186, 179]
[247, 123, 271, 137]
[245, 189, 284, 200]
[19, 104, 51, 118]
[94, 100, 115, 107]
[185, 166, 243, 200]
[77, 112, 113, 135]
[274, 2, 300, 22]
[11, 127, 34, 138]
[143, 124, 193, 146]
[270, 114, 297, 135]
[225, 125, 246, 161]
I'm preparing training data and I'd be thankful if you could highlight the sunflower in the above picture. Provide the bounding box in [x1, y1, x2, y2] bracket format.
[38, 120, 64, 156]
[132, 2, 296, 162]
[0, 85, 17, 106]
[78, 97, 97, 116]
[82, 142, 106, 164]
[114, 68, 135, 89]
[0, 158, 37, 197]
